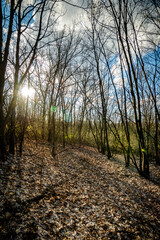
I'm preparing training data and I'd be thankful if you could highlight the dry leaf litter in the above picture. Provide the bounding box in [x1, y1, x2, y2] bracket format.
[0, 140, 160, 239]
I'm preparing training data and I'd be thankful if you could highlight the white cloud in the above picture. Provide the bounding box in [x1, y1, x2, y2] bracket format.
[54, 0, 87, 31]
[111, 57, 124, 88]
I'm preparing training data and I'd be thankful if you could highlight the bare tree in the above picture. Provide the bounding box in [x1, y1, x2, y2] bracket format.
[0, 0, 57, 160]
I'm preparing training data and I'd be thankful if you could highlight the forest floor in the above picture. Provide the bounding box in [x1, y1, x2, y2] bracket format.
[0, 140, 160, 240]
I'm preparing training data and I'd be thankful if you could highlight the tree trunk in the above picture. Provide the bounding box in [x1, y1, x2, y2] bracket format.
[48, 109, 52, 142]
[0, 110, 6, 161]
[125, 146, 130, 167]
[9, 109, 16, 155]
[155, 112, 160, 165]
[142, 152, 149, 178]
[105, 123, 111, 159]
[62, 110, 65, 148]
[51, 112, 56, 157]
[42, 105, 45, 140]
[19, 97, 28, 157]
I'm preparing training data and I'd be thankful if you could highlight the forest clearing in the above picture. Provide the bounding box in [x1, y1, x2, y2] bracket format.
[0, 0, 160, 239]
[0, 140, 160, 239]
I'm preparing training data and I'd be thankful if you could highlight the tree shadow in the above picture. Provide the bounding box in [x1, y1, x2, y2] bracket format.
[65, 150, 160, 238]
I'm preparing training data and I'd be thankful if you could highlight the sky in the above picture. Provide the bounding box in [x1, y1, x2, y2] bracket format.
[3, 0, 160, 96]
[55, 0, 87, 30]
[54, 0, 160, 91]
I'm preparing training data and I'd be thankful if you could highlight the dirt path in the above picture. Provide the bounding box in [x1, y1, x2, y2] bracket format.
[0, 141, 160, 239]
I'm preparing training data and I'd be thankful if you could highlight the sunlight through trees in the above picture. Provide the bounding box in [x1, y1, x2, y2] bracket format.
[0, 0, 160, 179]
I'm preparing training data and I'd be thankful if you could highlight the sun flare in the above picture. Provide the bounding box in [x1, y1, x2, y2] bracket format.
[21, 86, 35, 98]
